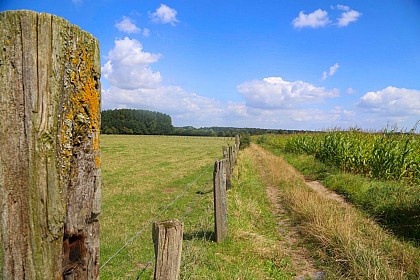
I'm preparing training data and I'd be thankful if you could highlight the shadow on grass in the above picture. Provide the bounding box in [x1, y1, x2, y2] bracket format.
[374, 205, 420, 246]
[196, 190, 212, 195]
[326, 175, 420, 246]
[183, 230, 215, 242]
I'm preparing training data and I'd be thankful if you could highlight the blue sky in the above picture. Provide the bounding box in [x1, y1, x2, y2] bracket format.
[2, 0, 420, 130]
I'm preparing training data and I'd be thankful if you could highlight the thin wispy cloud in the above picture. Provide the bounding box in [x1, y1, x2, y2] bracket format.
[321, 63, 340, 80]
[346, 88, 357, 95]
[142, 28, 151, 38]
[149, 4, 179, 25]
[334, 5, 351, 11]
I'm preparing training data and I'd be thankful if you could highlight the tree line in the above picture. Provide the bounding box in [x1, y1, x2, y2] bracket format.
[101, 109, 314, 136]
[101, 109, 173, 135]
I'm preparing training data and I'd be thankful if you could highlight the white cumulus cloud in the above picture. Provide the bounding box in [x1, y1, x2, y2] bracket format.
[337, 9, 362, 27]
[102, 86, 229, 127]
[293, 6, 361, 29]
[357, 86, 420, 116]
[150, 4, 179, 25]
[237, 77, 339, 109]
[292, 9, 331, 29]
[332, 4, 362, 26]
[102, 37, 162, 90]
[115, 16, 141, 34]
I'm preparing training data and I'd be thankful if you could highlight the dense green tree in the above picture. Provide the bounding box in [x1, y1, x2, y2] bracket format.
[101, 109, 174, 135]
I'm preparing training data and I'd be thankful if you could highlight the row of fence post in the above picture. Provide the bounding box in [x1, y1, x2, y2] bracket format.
[152, 136, 240, 279]
[213, 135, 240, 242]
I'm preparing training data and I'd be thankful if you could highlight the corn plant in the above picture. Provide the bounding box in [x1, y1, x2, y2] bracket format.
[282, 128, 420, 184]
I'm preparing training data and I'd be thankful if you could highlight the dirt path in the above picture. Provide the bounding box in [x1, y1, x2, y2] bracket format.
[247, 144, 327, 280]
[265, 185, 325, 280]
[304, 180, 348, 205]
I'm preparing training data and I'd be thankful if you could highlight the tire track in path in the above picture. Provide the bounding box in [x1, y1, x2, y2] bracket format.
[247, 144, 328, 280]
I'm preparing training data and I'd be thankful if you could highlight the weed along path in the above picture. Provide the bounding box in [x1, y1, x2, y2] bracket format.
[247, 143, 420, 280]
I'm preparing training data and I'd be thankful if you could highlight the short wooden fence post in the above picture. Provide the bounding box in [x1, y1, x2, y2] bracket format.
[152, 219, 184, 280]
[213, 160, 227, 242]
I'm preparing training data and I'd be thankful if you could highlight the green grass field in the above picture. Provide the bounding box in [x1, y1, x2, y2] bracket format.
[100, 135, 231, 278]
[3, 133, 417, 278]
[99, 135, 297, 279]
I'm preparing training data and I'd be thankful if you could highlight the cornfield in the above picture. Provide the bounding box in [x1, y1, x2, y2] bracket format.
[282, 128, 420, 184]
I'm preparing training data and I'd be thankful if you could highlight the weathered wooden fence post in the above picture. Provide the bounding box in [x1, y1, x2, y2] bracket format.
[0, 10, 101, 279]
[226, 146, 234, 189]
[222, 146, 228, 159]
[213, 159, 227, 242]
[152, 219, 184, 280]
[235, 135, 240, 156]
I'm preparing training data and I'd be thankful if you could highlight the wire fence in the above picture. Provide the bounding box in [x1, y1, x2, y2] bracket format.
[100, 137, 240, 279]
[134, 181, 214, 279]
[100, 165, 213, 271]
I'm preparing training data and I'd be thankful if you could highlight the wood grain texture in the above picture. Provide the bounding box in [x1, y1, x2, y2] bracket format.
[0, 10, 101, 279]
[152, 219, 183, 280]
[213, 159, 227, 242]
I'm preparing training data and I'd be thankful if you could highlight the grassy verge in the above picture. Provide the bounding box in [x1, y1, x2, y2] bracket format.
[257, 136, 420, 243]
[100, 135, 295, 279]
[179, 146, 296, 279]
[248, 144, 420, 279]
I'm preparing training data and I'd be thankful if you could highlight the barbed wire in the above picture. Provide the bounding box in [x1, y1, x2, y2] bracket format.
[135, 181, 214, 279]
[136, 179, 215, 280]
[100, 164, 214, 270]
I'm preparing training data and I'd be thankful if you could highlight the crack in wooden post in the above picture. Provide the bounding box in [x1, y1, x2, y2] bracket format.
[0, 10, 101, 279]
[152, 219, 183, 280]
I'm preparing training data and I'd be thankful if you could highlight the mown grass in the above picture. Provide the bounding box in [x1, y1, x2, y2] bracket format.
[100, 135, 232, 278]
[248, 144, 420, 279]
[100, 135, 296, 279]
[257, 134, 420, 243]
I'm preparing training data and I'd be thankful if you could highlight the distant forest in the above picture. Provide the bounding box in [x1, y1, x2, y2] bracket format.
[101, 109, 173, 135]
[101, 109, 309, 136]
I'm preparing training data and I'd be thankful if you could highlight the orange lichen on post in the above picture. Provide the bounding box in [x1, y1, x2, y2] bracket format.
[61, 39, 101, 168]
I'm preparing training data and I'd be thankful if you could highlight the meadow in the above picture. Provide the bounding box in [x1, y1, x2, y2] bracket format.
[1, 133, 419, 278]
[99, 135, 299, 279]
